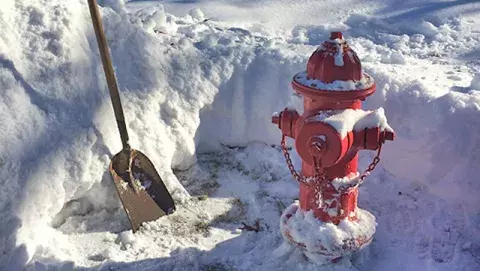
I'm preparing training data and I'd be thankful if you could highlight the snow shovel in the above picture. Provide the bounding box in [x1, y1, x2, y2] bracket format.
[87, 0, 176, 233]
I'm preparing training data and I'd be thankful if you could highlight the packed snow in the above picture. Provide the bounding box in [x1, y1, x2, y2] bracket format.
[1, 0, 480, 270]
[310, 108, 394, 139]
[293, 71, 375, 91]
[331, 174, 362, 192]
[280, 203, 377, 265]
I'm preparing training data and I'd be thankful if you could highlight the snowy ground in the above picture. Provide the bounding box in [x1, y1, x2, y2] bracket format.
[1, 0, 480, 270]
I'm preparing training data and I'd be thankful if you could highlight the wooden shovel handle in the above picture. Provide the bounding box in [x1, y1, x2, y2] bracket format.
[87, 0, 130, 150]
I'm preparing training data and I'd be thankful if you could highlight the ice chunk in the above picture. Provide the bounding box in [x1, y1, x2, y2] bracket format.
[469, 73, 480, 90]
[188, 8, 205, 21]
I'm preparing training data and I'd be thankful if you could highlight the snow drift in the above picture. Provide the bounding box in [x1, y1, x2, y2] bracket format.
[0, 0, 479, 270]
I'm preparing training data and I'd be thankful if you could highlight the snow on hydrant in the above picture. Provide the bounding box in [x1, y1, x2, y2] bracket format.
[272, 32, 395, 264]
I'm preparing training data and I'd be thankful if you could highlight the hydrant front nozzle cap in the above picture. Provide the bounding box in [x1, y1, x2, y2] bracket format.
[330, 32, 343, 40]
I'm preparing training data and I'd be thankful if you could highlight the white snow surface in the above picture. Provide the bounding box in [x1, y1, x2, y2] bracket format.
[0, 0, 479, 270]
[311, 108, 394, 139]
[294, 71, 375, 91]
[331, 173, 361, 191]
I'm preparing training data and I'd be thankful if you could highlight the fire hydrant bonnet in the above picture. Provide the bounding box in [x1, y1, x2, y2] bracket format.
[292, 31, 376, 101]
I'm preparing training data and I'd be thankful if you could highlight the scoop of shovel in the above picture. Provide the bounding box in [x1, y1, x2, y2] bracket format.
[88, 0, 175, 232]
[110, 148, 176, 231]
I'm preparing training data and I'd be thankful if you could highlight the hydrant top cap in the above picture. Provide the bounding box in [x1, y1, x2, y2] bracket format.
[291, 31, 376, 99]
[307, 31, 361, 83]
[330, 32, 343, 40]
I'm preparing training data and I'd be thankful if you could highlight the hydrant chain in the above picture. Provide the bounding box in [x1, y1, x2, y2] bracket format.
[338, 144, 383, 193]
[281, 134, 326, 186]
[358, 144, 382, 180]
[281, 134, 384, 191]
[281, 134, 305, 184]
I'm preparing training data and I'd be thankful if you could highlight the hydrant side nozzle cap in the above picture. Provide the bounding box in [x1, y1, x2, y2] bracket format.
[379, 130, 395, 144]
[272, 111, 281, 126]
[272, 115, 279, 125]
[384, 130, 395, 141]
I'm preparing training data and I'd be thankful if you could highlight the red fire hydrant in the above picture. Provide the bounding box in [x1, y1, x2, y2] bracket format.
[272, 32, 395, 264]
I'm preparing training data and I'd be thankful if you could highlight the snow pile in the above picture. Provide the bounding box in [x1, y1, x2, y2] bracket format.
[98, 0, 126, 13]
[0, 0, 479, 270]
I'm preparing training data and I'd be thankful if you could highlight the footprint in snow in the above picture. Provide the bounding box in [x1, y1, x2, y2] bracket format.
[414, 235, 431, 260]
[431, 203, 466, 234]
[447, 75, 463, 81]
[384, 204, 415, 236]
[431, 232, 459, 263]
[429, 203, 466, 263]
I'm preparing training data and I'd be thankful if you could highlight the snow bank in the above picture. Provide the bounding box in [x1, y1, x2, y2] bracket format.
[0, 0, 302, 268]
[1, 0, 480, 269]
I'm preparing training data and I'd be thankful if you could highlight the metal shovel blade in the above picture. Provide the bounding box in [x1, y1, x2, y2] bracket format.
[109, 149, 176, 232]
